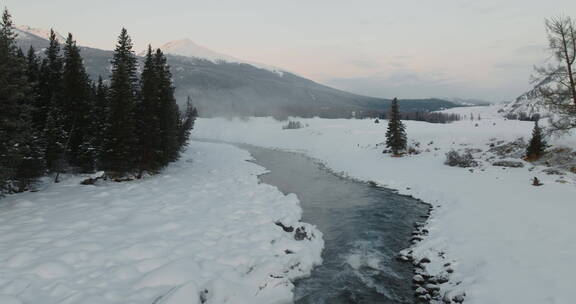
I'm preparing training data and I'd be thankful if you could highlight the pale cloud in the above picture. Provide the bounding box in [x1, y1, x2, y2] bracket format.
[348, 58, 381, 70]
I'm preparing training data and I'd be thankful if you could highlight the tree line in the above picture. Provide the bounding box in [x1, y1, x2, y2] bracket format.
[363, 110, 461, 124]
[0, 9, 198, 195]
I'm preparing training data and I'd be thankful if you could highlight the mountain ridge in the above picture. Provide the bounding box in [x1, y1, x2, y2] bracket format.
[14, 25, 462, 117]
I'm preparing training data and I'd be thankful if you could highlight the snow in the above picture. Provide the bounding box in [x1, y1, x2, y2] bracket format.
[0, 142, 323, 304]
[14, 25, 65, 42]
[195, 115, 576, 304]
[155, 38, 285, 75]
[157, 39, 239, 63]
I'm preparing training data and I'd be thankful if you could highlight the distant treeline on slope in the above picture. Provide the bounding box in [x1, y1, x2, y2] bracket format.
[0, 9, 197, 195]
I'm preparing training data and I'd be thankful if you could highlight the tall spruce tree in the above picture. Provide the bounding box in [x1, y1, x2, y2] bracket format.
[36, 29, 69, 174]
[26, 46, 41, 98]
[36, 29, 63, 130]
[61, 33, 95, 172]
[385, 97, 407, 155]
[135, 47, 182, 175]
[0, 8, 44, 193]
[43, 107, 68, 177]
[154, 49, 181, 164]
[136, 45, 164, 174]
[92, 76, 109, 166]
[178, 97, 198, 150]
[526, 120, 547, 160]
[101, 28, 139, 176]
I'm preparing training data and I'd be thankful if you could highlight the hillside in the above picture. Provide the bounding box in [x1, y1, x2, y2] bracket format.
[498, 78, 552, 119]
[14, 27, 461, 117]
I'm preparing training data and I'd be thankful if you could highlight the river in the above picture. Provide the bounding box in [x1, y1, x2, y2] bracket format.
[241, 145, 429, 304]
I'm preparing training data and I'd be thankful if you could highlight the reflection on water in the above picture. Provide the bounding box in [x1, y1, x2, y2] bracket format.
[243, 145, 429, 304]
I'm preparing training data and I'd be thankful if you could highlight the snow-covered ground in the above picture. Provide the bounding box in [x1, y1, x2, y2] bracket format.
[195, 112, 576, 304]
[0, 142, 322, 304]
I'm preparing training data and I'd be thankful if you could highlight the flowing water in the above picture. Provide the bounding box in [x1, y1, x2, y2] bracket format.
[242, 145, 429, 304]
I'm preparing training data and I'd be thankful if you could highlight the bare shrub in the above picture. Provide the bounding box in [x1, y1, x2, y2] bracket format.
[444, 150, 478, 168]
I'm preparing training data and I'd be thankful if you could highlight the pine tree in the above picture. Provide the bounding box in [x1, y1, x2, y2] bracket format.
[43, 108, 68, 175]
[385, 97, 407, 155]
[36, 29, 63, 130]
[178, 96, 198, 150]
[13, 130, 46, 192]
[0, 8, 44, 193]
[155, 49, 181, 164]
[526, 120, 547, 160]
[26, 46, 41, 105]
[92, 77, 109, 167]
[101, 28, 140, 176]
[135, 47, 183, 175]
[136, 45, 163, 174]
[61, 33, 95, 172]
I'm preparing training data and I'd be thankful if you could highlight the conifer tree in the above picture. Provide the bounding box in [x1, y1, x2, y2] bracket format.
[385, 97, 407, 155]
[135, 47, 182, 174]
[136, 45, 163, 174]
[526, 120, 547, 160]
[36, 29, 63, 130]
[154, 49, 181, 164]
[92, 76, 109, 165]
[43, 108, 68, 175]
[13, 131, 46, 191]
[178, 96, 198, 149]
[26, 46, 41, 102]
[61, 33, 94, 172]
[101, 28, 139, 176]
[0, 8, 44, 193]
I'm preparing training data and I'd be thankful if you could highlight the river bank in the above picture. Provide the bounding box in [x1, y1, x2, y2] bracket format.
[0, 141, 322, 304]
[195, 115, 576, 304]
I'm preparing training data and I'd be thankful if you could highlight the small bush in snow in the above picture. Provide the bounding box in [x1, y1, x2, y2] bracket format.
[407, 145, 421, 155]
[444, 150, 478, 168]
[282, 121, 303, 130]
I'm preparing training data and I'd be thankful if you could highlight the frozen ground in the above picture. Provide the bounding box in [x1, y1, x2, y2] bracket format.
[195, 112, 576, 304]
[0, 142, 323, 304]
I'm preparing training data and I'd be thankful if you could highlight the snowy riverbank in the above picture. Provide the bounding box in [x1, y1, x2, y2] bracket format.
[0, 141, 323, 304]
[195, 113, 576, 304]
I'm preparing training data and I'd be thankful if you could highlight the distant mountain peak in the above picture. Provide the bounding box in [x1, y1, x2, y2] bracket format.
[15, 25, 66, 43]
[155, 38, 238, 63]
[151, 38, 284, 75]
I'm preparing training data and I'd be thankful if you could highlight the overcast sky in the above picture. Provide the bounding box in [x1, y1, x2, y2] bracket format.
[5, 0, 576, 101]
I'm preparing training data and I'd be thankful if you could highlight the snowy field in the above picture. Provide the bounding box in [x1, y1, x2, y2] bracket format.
[195, 111, 576, 304]
[0, 142, 322, 304]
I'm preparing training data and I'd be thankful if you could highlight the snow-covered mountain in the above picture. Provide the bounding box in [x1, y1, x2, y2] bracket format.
[152, 38, 283, 74]
[15, 25, 65, 42]
[499, 78, 552, 118]
[14, 25, 460, 117]
[152, 39, 237, 63]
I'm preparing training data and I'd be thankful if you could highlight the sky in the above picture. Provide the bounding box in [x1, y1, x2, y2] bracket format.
[4, 0, 576, 102]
